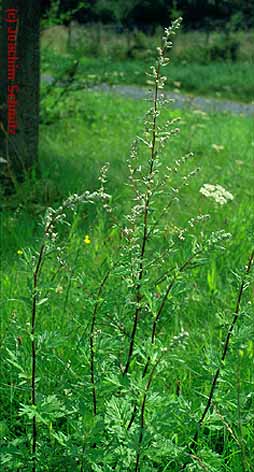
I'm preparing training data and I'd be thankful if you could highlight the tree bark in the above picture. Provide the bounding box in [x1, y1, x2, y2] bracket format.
[0, 0, 40, 189]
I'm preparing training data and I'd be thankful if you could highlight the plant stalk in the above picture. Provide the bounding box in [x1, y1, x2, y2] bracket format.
[191, 249, 254, 448]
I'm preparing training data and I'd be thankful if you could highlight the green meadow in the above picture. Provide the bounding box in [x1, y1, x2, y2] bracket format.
[42, 50, 254, 103]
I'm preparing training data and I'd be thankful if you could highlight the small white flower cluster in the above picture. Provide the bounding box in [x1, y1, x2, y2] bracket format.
[200, 184, 234, 205]
[170, 329, 189, 349]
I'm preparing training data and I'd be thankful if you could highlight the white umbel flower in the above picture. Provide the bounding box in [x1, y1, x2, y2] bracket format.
[200, 184, 234, 205]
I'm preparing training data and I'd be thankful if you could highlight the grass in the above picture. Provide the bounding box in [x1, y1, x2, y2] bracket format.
[1, 54, 254, 470]
[2, 89, 254, 272]
[2, 90, 254, 262]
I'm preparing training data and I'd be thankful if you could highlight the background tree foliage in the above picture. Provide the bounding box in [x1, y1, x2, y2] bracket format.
[41, 0, 254, 30]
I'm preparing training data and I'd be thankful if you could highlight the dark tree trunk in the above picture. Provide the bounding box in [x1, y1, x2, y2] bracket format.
[0, 0, 40, 190]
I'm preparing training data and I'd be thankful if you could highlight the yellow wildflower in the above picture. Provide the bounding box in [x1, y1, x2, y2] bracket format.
[83, 235, 91, 245]
[17, 249, 23, 256]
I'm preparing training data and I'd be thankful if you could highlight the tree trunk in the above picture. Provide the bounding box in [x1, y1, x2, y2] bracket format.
[0, 0, 40, 190]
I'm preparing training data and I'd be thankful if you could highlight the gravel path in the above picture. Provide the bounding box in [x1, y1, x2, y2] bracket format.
[42, 74, 254, 116]
[91, 83, 254, 116]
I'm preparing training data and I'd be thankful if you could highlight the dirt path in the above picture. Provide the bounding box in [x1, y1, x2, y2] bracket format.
[41, 75, 254, 116]
[91, 84, 254, 116]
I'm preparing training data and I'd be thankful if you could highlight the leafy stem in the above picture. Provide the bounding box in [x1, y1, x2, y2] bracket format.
[134, 352, 164, 472]
[127, 250, 201, 431]
[90, 268, 111, 416]
[190, 249, 254, 449]
[123, 61, 161, 377]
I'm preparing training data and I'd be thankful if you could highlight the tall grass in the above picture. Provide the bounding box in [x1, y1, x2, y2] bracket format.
[41, 24, 254, 63]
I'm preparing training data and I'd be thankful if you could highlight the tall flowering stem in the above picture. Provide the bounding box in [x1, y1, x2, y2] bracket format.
[123, 18, 182, 377]
[29, 184, 110, 471]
